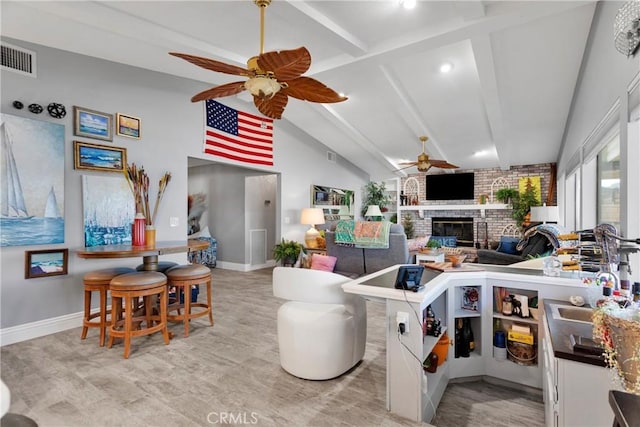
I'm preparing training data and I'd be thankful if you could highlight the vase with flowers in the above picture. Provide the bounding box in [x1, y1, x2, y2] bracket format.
[124, 163, 171, 247]
[592, 299, 640, 395]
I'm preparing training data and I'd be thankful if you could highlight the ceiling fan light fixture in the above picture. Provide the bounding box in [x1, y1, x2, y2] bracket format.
[244, 76, 281, 98]
[614, 0, 640, 57]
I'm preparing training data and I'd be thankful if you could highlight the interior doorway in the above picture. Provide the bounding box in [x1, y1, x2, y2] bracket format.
[188, 157, 278, 270]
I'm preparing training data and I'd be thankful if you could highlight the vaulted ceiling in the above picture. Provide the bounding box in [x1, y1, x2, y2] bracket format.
[1, 1, 597, 179]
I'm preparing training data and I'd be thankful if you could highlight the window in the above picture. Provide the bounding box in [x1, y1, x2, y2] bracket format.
[597, 135, 620, 230]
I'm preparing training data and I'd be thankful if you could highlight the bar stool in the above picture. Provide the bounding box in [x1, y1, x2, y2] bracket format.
[108, 271, 170, 359]
[165, 264, 214, 337]
[81, 267, 135, 347]
[136, 261, 178, 273]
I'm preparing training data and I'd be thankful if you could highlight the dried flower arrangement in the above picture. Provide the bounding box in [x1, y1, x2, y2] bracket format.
[592, 300, 640, 395]
[124, 163, 171, 226]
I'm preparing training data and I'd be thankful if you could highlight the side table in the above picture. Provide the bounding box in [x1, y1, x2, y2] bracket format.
[416, 252, 445, 264]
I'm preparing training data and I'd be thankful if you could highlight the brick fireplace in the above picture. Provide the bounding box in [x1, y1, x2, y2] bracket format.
[431, 217, 474, 247]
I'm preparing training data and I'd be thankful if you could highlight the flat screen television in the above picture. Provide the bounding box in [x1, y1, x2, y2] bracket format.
[425, 172, 474, 201]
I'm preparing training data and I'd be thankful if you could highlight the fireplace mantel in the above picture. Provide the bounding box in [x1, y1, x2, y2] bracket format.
[398, 203, 509, 218]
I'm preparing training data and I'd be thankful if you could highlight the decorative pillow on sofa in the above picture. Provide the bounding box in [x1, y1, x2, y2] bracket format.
[407, 235, 429, 251]
[310, 254, 338, 272]
[430, 236, 457, 248]
[496, 236, 521, 255]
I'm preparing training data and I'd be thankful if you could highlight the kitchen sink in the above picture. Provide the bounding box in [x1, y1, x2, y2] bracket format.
[549, 303, 595, 324]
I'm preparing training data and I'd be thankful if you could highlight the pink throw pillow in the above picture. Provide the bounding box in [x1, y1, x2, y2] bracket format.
[310, 254, 337, 272]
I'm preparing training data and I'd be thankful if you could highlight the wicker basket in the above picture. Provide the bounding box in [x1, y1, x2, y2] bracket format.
[604, 314, 640, 394]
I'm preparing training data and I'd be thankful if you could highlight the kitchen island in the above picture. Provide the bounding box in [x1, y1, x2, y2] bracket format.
[342, 263, 601, 424]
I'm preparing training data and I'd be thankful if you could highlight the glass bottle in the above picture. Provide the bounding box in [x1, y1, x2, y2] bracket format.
[454, 318, 462, 358]
[467, 318, 475, 352]
[460, 318, 470, 358]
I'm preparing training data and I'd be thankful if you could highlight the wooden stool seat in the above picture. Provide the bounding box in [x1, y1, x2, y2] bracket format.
[108, 272, 170, 358]
[166, 264, 214, 337]
[81, 267, 135, 347]
[136, 261, 178, 273]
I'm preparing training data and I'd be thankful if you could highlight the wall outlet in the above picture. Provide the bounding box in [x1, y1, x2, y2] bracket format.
[396, 311, 409, 334]
[169, 217, 179, 227]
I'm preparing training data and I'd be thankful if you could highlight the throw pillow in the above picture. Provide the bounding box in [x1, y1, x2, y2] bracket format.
[408, 235, 429, 252]
[310, 254, 338, 272]
[496, 236, 520, 255]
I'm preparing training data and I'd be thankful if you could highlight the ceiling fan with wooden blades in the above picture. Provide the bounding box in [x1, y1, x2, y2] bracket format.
[169, 0, 347, 119]
[396, 136, 459, 172]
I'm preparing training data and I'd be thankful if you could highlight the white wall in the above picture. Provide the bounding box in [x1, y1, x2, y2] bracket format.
[557, 1, 640, 281]
[0, 37, 368, 336]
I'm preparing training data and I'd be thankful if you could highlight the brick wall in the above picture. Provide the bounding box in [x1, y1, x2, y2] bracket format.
[398, 163, 556, 245]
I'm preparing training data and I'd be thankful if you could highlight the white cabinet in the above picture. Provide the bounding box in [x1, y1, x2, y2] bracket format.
[542, 313, 622, 427]
[448, 280, 484, 378]
[387, 287, 449, 423]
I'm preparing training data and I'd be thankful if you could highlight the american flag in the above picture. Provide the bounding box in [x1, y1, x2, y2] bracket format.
[204, 100, 274, 166]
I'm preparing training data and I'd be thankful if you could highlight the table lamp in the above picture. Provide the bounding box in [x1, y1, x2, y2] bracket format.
[530, 204, 559, 224]
[364, 205, 383, 221]
[301, 208, 325, 248]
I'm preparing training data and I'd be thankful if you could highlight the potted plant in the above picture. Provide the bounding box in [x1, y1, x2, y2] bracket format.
[425, 239, 442, 254]
[402, 214, 414, 239]
[495, 188, 519, 205]
[361, 181, 392, 217]
[273, 239, 303, 267]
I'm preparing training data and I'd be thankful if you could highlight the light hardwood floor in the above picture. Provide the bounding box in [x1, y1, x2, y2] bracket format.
[1, 267, 543, 426]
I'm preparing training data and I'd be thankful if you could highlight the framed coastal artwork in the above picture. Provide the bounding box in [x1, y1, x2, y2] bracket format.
[82, 175, 135, 247]
[25, 248, 68, 279]
[116, 113, 141, 139]
[74, 141, 126, 173]
[73, 106, 113, 141]
[0, 113, 65, 247]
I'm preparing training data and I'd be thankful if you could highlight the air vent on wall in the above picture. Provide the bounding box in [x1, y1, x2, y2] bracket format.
[327, 151, 337, 163]
[1, 43, 36, 77]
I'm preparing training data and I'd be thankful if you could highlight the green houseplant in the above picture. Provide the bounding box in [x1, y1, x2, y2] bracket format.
[361, 181, 392, 217]
[273, 239, 303, 266]
[425, 239, 442, 253]
[402, 214, 414, 239]
[495, 188, 519, 205]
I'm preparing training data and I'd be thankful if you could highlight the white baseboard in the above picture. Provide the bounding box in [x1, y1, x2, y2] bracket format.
[216, 260, 275, 272]
[0, 311, 84, 347]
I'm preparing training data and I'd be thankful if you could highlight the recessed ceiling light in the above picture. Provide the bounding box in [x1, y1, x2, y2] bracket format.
[473, 150, 489, 157]
[403, 0, 416, 9]
[395, 0, 416, 10]
[440, 62, 453, 73]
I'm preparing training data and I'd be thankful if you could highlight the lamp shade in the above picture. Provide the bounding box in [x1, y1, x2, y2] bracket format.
[364, 205, 383, 217]
[300, 208, 325, 226]
[530, 205, 559, 223]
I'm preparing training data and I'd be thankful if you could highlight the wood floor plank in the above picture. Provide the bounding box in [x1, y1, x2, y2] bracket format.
[1, 267, 543, 426]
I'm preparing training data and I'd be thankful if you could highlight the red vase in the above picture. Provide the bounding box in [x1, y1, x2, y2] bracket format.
[132, 213, 146, 246]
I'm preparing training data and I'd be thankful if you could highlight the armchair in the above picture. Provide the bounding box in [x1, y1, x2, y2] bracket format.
[272, 267, 367, 380]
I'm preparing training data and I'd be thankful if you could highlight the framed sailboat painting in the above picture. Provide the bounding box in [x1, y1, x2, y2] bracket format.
[1, 114, 65, 247]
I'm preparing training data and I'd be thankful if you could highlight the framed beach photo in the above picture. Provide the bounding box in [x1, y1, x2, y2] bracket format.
[74, 106, 113, 141]
[74, 141, 126, 173]
[116, 113, 141, 139]
[25, 248, 68, 279]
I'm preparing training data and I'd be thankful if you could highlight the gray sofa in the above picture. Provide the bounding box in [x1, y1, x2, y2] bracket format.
[325, 223, 411, 277]
[477, 226, 556, 265]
